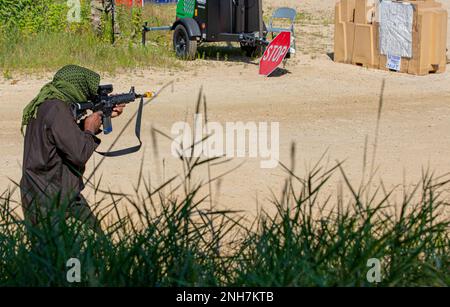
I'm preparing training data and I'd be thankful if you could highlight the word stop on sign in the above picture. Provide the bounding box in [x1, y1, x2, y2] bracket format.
[259, 31, 291, 76]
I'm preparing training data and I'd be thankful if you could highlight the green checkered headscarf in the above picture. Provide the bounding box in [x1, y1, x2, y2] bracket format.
[21, 65, 101, 132]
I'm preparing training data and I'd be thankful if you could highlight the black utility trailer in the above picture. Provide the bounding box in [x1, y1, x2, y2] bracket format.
[142, 0, 270, 59]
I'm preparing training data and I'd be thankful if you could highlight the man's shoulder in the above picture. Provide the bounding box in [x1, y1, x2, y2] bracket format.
[39, 99, 69, 114]
[38, 99, 72, 124]
[40, 99, 67, 108]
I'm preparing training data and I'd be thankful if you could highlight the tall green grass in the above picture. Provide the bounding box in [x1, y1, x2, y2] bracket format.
[0, 91, 448, 287]
[0, 31, 177, 75]
[1, 153, 449, 286]
[0, 2, 179, 76]
[233, 161, 450, 286]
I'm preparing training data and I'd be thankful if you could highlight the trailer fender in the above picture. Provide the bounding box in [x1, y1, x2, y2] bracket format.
[172, 18, 201, 39]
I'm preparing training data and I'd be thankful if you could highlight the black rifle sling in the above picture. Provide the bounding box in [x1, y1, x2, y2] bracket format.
[95, 96, 144, 157]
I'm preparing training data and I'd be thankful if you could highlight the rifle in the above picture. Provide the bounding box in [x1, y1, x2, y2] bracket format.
[71, 84, 154, 157]
[71, 84, 153, 134]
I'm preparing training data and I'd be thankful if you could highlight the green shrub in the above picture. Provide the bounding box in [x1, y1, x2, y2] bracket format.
[0, 0, 69, 34]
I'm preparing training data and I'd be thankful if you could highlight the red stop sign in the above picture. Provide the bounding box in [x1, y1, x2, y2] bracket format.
[259, 31, 291, 76]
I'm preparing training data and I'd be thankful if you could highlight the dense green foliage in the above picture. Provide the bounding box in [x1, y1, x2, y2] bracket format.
[0, 1, 178, 75]
[0, 0, 73, 33]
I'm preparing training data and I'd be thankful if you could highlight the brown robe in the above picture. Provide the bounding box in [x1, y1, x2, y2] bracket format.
[20, 99, 101, 230]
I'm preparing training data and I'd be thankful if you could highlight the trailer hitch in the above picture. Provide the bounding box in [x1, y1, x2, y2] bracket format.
[239, 33, 269, 47]
[142, 22, 172, 46]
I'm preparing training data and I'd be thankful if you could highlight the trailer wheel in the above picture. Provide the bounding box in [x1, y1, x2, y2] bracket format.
[173, 24, 197, 60]
[240, 44, 264, 58]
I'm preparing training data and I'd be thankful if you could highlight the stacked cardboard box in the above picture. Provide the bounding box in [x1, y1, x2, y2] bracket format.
[334, 0, 448, 75]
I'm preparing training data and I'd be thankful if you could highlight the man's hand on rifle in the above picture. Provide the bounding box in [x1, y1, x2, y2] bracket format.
[84, 111, 103, 134]
[112, 104, 126, 118]
[83, 104, 125, 135]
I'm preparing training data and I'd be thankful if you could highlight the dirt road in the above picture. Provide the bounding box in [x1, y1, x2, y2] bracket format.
[1, 0, 450, 216]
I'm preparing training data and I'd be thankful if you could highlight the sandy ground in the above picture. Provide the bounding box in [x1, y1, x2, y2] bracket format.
[1, 0, 450, 217]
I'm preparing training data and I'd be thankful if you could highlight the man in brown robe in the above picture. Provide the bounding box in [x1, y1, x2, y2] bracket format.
[20, 65, 125, 233]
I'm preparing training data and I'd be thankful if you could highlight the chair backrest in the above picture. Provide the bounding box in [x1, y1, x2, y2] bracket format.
[271, 7, 297, 22]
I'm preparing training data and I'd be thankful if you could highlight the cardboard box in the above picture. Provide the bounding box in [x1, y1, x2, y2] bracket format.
[379, 55, 410, 73]
[334, 3, 345, 62]
[407, 6, 448, 75]
[335, 21, 356, 63]
[355, 0, 375, 24]
[334, 0, 448, 76]
[335, 1, 356, 63]
[334, 21, 346, 62]
[352, 23, 379, 68]
[409, 0, 442, 9]
[340, 0, 356, 23]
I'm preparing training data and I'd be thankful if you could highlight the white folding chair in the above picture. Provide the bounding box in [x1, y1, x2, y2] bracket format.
[267, 7, 297, 55]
